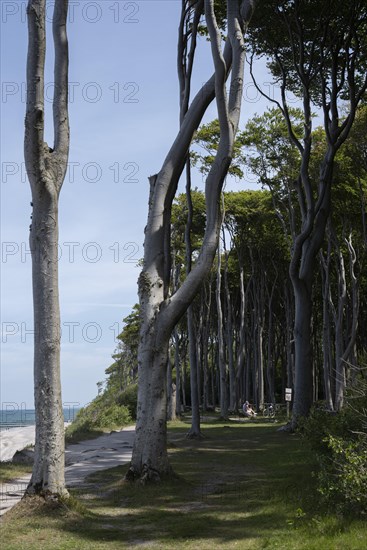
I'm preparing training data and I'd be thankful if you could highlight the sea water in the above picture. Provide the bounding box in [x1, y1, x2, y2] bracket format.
[0, 405, 80, 430]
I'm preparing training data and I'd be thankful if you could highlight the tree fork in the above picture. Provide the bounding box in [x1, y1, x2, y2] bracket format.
[24, 0, 70, 498]
[126, 0, 256, 482]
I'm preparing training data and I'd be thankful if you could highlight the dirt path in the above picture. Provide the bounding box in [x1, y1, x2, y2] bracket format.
[0, 425, 135, 517]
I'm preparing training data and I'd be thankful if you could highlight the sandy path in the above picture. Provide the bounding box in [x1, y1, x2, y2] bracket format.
[0, 425, 135, 517]
[0, 426, 37, 462]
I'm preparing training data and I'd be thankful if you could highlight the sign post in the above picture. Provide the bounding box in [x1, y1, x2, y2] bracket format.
[285, 388, 292, 419]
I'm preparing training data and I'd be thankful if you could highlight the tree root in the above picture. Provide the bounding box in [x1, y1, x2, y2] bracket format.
[124, 463, 176, 485]
[277, 422, 295, 433]
[186, 430, 205, 440]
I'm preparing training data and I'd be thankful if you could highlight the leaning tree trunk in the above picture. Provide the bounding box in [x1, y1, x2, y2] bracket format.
[25, 0, 69, 497]
[127, 0, 255, 481]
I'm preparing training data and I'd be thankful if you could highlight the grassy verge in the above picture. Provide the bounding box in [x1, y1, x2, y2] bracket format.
[0, 463, 33, 484]
[64, 401, 132, 445]
[65, 425, 109, 444]
[1, 419, 366, 549]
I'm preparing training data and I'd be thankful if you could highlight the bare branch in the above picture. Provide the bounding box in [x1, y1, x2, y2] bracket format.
[24, 0, 46, 186]
[53, 0, 69, 164]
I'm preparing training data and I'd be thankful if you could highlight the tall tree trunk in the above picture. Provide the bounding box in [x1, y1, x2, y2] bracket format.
[319, 248, 334, 410]
[224, 249, 236, 411]
[291, 276, 314, 421]
[335, 234, 359, 409]
[290, 157, 334, 427]
[284, 281, 294, 395]
[202, 278, 212, 410]
[187, 306, 201, 436]
[174, 328, 182, 417]
[25, 0, 69, 497]
[216, 244, 228, 418]
[128, 342, 172, 481]
[334, 240, 347, 410]
[266, 276, 277, 404]
[235, 266, 246, 408]
[128, 0, 255, 480]
[181, 341, 187, 409]
[179, 1, 202, 438]
[257, 315, 265, 411]
[185, 163, 201, 437]
[167, 355, 176, 421]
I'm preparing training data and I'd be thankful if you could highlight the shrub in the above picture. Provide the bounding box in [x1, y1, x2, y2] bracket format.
[94, 402, 131, 428]
[66, 395, 131, 442]
[317, 435, 367, 514]
[117, 383, 138, 419]
[301, 379, 367, 515]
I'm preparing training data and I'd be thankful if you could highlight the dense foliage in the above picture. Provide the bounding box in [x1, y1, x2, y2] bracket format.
[301, 379, 367, 515]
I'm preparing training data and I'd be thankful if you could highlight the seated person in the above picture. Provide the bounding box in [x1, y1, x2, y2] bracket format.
[242, 400, 257, 417]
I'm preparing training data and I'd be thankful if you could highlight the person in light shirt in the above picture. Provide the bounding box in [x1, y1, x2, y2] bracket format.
[242, 401, 257, 418]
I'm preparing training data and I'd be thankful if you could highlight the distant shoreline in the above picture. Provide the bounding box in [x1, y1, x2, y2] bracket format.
[0, 422, 72, 462]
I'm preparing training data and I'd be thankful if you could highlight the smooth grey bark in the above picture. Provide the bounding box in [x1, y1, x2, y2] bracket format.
[181, 336, 188, 409]
[333, 238, 347, 410]
[252, 263, 264, 411]
[128, 0, 255, 480]
[187, 305, 201, 435]
[266, 277, 277, 405]
[196, 294, 204, 408]
[334, 234, 359, 410]
[291, 275, 314, 421]
[202, 276, 213, 411]
[173, 263, 182, 417]
[178, 1, 202, 437]
[284, 282, 294, 393]
[319, 243, 335, 411]
[25, 0, 69, 497]
[167, 355, 176, 421]
[174, 328, 182, 417]
[223, 244, 236, 412]
[185, 165, 201, 436]
[256, 292, 265, 411]
[216, 241, 228, 418]
[235, 266, 246, 408]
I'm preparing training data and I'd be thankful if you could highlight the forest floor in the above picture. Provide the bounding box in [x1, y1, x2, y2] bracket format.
[1, 416, 366, 549]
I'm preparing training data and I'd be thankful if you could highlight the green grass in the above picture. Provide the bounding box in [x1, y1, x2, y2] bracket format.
[1, 418, 366, 549]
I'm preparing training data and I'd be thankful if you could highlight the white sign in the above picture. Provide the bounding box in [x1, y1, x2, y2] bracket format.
[285, 388, 292, 401]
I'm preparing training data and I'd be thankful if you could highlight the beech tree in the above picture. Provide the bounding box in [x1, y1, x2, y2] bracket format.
[247, 0, 367, 424]
[24, 0, 69, 497]
[127, 0, 256, 482]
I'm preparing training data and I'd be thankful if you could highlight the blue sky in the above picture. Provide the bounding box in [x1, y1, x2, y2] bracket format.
[1, 0, 279, 410]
